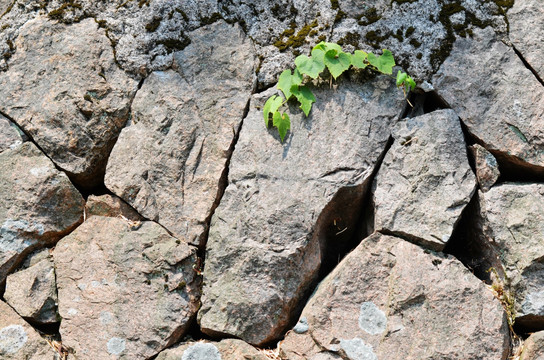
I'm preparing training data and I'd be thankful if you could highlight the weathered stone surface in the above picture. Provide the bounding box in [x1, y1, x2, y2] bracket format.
[105, 20, 255, 244]
[508, 0, 544, 80]
[281, 233, 510, 360]
[85, 194, 143, 222]
[373, 109, 476, 250]
[0, 16, 137, 188]
[433, 27, 544, 174]
[0, 114, 24, 153]
[0, 300, 55, 359]
[0, 142, 84, 284]
[481, 184, 544, 331]
[53, 216, 200, 359]
[4, 249, 59, 324]
[521, 331, 544, 360]
[199, 76, 404, 345]
[156, 339, 268, 360]
[469, 143, 500, 192]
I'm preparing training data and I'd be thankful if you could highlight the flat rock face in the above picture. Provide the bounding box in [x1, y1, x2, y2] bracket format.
[281, 233, 510, 360]
[481, 184, 544, 329]
[432, 27, 544, 173]
[85, 194, 143, 222]
[198, 77, 404, 345]
[0, 300, 55, 359]
[469, 144, 500, 192]
[0, 142, 84, 283]
[0, 115, 24, 153]
[373, 109, 476, 250]
[0, 16, 137, 187]
[521, 331, 544, 360]
[105, 20, 255, 244]
[156, 339, 268, 360]
[53, 216, 201, 359]
[508, 0, 544, 80]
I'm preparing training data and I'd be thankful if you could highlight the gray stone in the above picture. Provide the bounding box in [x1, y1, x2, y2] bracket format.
[373, 109, 476, 250]
[4, 250, 59, 324]
[199, 76, 404, 346]
[480, 184, 544, 330]
[520, 331, 544, 360]
[469, 144, 500, 192]
[105, 20, 256, 244]
[0, 142, 84, 284]
[156, 339, 268, 360]
[53, 216, 200, 359]
[433, 27, 544, 174]
[0, 16, 137, 188]
[0, 115, 24, 153]
[85, 194, 143, 222]
[508, 0, 544, 80]
[280, 233, 510, 360]
[0, 300, 55, 359]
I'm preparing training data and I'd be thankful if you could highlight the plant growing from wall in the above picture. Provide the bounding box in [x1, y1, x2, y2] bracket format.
[263, 41, 416, 142]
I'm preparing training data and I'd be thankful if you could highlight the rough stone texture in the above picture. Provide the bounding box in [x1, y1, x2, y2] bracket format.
[53, 216, 200, 359]
[432, 27, 544, 175]
[469, 143, 500, 192]
[0, 142, 84, 284]
[280, 233, 510, 360]
[85, 194, 143, 222]
[105, 20, 256, 244]
[0, 15, 137, 188]
[0, 114, 24, 153]
[508, 0, 544, 80]
[4, 249, 59, 324]
[199, 76, 404, 346]
[156, 339, 269, 360]
[480, 184, 544, 331]
[521, 331, 544, 360]
[0, 300, 55, 359]
[373, 109, 476, 250]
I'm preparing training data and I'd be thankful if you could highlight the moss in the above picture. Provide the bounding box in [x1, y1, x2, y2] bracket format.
[47, 2, 83, 21]
[0, 0, 15, 18]
[365, 29, 388, 48]
[6, 39, 14, 51]
[337, 32, 361, 47]
[334, 10, 346, 24]
[175, 8, 189, 22]
[317, 34, 326, 43]
[274, 19, 318, 52]
[145, 17, 162, 32]
[330, 0, 339, 10]
[391, 0, 418, 3]
[358, 7, 381, 26]
[157, 35, 191, 52]
[95, 19, 107, 28]
[138, 0, 150, 8]
[405, 26, 415, 37]
[391, 29, 404, 42]
[200, 12, 223, 25]
[409, 38, 421, 48]
[416, 52, 423, 59]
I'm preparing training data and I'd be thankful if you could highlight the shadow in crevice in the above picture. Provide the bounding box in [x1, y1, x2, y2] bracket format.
[401, 90, 450, 119]
[512, 46, 544, 88]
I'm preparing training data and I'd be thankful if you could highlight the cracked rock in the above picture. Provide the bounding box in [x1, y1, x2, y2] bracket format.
[469, 143, 500, 192]
[53, 216, 200, 359]
[0, 114, 24, 153]
[156, 339, 269, 360]
[280, 232, 510, 360]
[85, 194, 143, 222]
[520, 331, 544, 360]
[198, 76, 404, 346]
[373, 109, 476, 250]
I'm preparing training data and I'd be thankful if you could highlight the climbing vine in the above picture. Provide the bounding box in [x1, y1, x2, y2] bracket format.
[264, 41, 416, 142]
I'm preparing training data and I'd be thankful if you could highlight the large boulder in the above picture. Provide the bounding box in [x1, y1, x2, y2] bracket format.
[53, 216, 201, 359]
[0, 142, 84, 284]
[280, 233, 510, 360]
[105, 20, 256, 245]
[198, 76, 405, 345]
[373, 109, 476, 250]
[0, 16, 137, 188]
[520, 331, 544, 360]
[155, 339, 269, 360]
[432, 27, 544, 175]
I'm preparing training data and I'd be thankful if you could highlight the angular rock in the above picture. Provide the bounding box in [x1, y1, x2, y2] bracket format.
[481, 184, 544, 331]
[432, 27, 544, 175]
[156, 339, 269, 360]
[0, 300, 55, 359]
[0, 115, 24, 153]
[373, 109, 476, 250]
[105, 20, 256, 244]
[520, 331, 544, 360]
[280, 233, 510, 360]
[53, 216, 200, 359]
[0, 16, 137, 188]
[85, 194, 143, 222]
[199, 76, 405, 345]
[469, 143, 500, 192]
[508, 0, 544, 80]
[4, 249, 59, 324]
[0, 142, 84, 284]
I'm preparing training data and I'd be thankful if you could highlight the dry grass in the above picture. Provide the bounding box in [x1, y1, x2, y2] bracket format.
[259, 345, 283, 360]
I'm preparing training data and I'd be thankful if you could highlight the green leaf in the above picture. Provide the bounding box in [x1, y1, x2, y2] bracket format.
[313, 41, 342, 54]
[396, 70, 407, 86]
[263, 95, 283, 127]
[273, 111, 290, 142]
[278, 69, 303, 100]
[324, 50, 352, 79]
[406, 76, 416, 90]
[295, 48, 325, 79]
[367, 49, 395, 75]
[352, 50, 368, 69]
[291, 85, 316, 116]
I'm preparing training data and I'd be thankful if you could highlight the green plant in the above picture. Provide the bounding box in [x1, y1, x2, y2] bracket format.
[263, 41, 416, 142]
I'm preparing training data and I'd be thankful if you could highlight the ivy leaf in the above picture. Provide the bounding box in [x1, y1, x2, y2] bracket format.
[263, 95, 283, 127]
[295, 48, 325, 79]
[367, 49, 395, 75]
[313, 41, 342, 54]
[291, 85, 316, 116]
[273, 111, 290, 142]
[278, 68, 303, 100]
[352, 50, 368, 69]
[396, 70, 407, 86]
[324, 49, 352, 79]
[405, 76, 416, 90]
